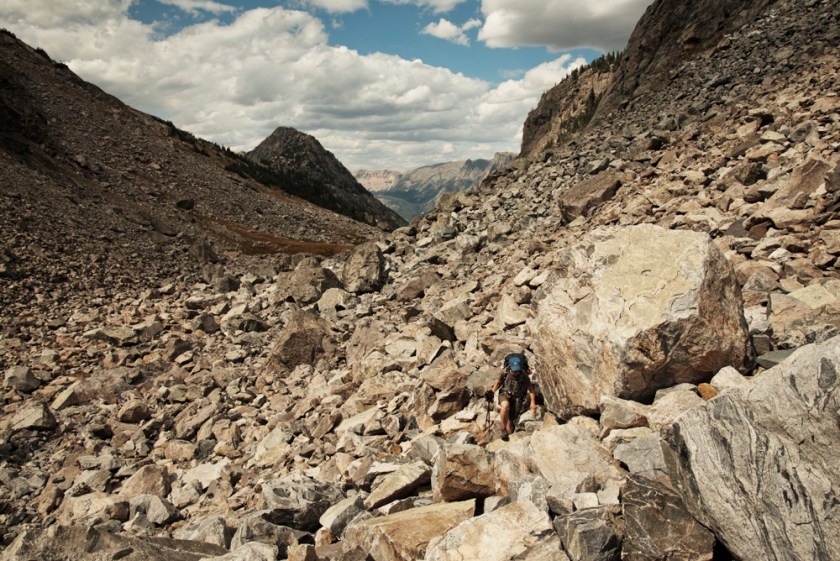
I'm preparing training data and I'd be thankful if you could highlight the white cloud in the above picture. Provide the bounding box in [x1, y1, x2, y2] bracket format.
[159, 0, 236, 16]
[421, 18, 471, 46]
[0, 2, 585, 171]
[478, 0, 652, 53]
[382, 0, 467, 14]
[0, 0, 130, 27]
[303, 0, 369, 14]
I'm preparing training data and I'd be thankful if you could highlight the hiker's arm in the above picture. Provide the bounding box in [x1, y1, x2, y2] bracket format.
[529, 383, 537, 411]
[491, 378, 501, 393]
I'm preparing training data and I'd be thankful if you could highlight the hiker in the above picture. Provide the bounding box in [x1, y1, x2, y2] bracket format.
[486, 353, 537, 441]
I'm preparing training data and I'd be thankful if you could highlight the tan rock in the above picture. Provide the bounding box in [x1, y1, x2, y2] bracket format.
[343, 500, 475, 561]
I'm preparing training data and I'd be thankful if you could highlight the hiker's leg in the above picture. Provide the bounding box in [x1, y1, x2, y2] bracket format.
[499, 397, 512, 434]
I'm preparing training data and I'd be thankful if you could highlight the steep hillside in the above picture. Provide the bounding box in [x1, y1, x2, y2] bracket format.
[357, 153, 516, 220]
[0, 30, 381, 323]
[247, 128, 406, 231]
[2, 1, 840, 561]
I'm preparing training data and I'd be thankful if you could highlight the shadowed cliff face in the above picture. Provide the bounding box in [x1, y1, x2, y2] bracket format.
[247, 127, 407, 231]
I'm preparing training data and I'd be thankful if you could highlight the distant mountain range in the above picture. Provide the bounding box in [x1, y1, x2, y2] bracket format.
[356, 152, 516, 220]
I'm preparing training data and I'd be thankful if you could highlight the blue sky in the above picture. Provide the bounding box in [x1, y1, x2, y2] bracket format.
[0, 0, 651, 171]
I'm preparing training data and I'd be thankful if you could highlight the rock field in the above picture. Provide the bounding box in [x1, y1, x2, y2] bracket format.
[1, 0, 840, 560]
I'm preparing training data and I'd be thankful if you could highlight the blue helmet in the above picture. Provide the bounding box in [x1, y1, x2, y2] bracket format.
[507, 355, 524, 372]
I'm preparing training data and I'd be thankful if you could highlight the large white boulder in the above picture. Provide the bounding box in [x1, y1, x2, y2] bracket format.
[531, 224, 752, 418]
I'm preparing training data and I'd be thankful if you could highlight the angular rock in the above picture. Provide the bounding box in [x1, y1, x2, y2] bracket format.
[173, 515, 232, 549]
[425, 501, 551, 561]
[365, 462, 431, 510]
[276, 261, 343, 305]
[10, 403, 56, 432]
[663, 336, 840, 561]
[262, 474, 344, 531]
[119, 464, 171, 500]
[621, 475, 715, 561]
[320, 495, 365, 538]
[432, 443, 495, 502]
[342, 242, 386, 294]
[531, 225, 752, 418]
[4, 366, 40, 393]
[558, 170, 622, 223]
[268, 308, 334, 371]
[554, 506, 622, 561]
[343, 500, 475, 561]
[230, 511, 298, 557]
[612, 432, 670, 487]
[0, 526, 227, 561]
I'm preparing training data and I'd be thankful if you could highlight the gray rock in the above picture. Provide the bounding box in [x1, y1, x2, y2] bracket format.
[173, 515, 232, 549]
[0, 526, 227, 561]
[662, 336, 840, 561]
[10, 403, 56, 432]
[554, 506, 622, 561]
[4, 366, 40, 393]
[230, 511, 298, 557]
[262, 474, 344, 531]
[621, 475, 715, 561]
[341, 242, 386, 294]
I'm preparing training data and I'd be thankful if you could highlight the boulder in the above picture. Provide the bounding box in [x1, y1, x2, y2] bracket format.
[119, 464, 171, 500]
[612, 432, 670, 487]
[554, 506, 622, 561]
[173, 515, 232, 549]
[621, 476, 715, 561]
[342, 500, 475, 561]
[268, 308, 334, 371]
[342, 242, 386, 294]
[364, 462, 431, 510]
[531, 225, 752, 418]
[276, 261, 343, 305]
[424, 501, 552, 561]
[4, 366, 40, 393]
[10, 403, 56, 432]
[662, 336, 840, 561]
[230, 511, 298, 557]
[262, 474, 344, 531]
[528, 423, 622, 489]
[558, 170, 622, 223]
[0, 526, 227, 561]
[432, 443, 496, 502]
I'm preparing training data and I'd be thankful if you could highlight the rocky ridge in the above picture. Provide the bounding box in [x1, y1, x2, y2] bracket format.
[247, 128, 406, 232]
[2, 1, 840, 561]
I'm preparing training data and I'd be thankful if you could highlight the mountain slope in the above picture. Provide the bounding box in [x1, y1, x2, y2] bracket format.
[246, 127, 406, 231]
[0, 30, 380, 315]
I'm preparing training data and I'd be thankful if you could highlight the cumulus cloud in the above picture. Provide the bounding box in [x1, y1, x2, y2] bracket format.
[479, 0, 652, 53]
[421, 18, 478, 46]
[0, 2, 584, 170]
[159, 0, 236, 16]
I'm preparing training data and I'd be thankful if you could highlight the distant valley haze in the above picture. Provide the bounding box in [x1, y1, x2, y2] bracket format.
[0, 0, 652, 171]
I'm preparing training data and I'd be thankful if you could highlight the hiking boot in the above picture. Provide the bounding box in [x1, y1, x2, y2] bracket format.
[501, 432, 509, 442]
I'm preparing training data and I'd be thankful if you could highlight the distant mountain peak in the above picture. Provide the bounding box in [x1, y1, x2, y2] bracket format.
[247, 127, 406, 231]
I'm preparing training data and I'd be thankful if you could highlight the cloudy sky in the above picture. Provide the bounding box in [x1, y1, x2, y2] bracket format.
[0, 0, 652, 171]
